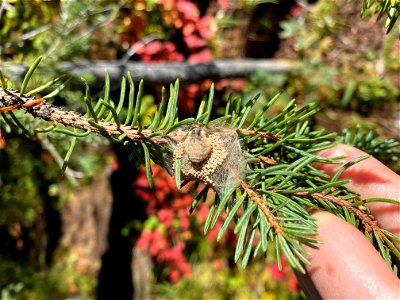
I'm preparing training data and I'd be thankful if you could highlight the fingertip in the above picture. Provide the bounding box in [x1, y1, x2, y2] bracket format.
[316, 144, 369, 177]
[306, 211, 400, 299]
[317, 144, 359, 160]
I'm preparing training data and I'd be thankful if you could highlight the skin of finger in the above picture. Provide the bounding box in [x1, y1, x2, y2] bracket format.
[307, 211, 400, 299]
[316, 144, 400, 237]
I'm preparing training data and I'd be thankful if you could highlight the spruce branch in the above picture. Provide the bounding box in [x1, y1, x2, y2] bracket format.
[361, 0, 400, 33]
[0, 64, 399, 275]
[0, 89, 161, 143]
[241, 180, 283, 234]
[340, 125, 400, 167]
[294, 192, 381, 235]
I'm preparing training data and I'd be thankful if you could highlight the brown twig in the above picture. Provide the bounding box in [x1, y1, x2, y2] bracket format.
[240, 128, 281, 141]
[259, 155, 278, 166]
[0, 88, 167, 144]
[240, 180, 283, 234]
[1, 88, 284, 150]
[295, 191, 384, 238]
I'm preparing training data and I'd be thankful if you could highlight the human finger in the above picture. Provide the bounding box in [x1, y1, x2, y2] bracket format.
[305, 211, 400, 299]
[316, 144, 400, 237]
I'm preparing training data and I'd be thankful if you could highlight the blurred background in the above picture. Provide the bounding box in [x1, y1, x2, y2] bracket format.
[0, 0, 398, 299]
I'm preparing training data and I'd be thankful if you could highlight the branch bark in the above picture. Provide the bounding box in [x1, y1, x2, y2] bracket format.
[0, 88, 157, 142]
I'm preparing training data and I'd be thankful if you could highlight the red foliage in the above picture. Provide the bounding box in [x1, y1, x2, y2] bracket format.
[188, 48, 213, 63]
[184, 34, 206, 50]
[120, 0, 246, 118]
[196, 16, 215, 41]
[130, 0, 214, 64]
[290, 4, 302, 17]
[134, 165, 200, 282]
[175, 0, 199, 22]
[168, 269, 180, 283]
[269, 254, 300, 293]
[135, 229, 152, 249]
[125, 0, 246, 284]
[269, 254, 288, 281]
[288, 273, 300, 293]
[218, 0, 230, 11]
[213, 258, 226, 270]
[157, 209, 175, 227]
[150, 230, 169, 256]
[133, 163, 238, 283]
[135, 41, 185, 62]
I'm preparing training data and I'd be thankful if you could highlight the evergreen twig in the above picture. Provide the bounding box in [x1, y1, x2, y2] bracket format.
[0, 64, 399, 275]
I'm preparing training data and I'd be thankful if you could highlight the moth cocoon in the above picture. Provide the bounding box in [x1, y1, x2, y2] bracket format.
[166, 123, 247, 197]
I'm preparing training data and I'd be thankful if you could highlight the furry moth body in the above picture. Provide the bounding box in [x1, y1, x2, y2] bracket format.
[170, 124, 246, 196]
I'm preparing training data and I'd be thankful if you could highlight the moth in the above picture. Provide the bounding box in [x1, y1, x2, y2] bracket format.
[183, 126, 212, 164]
[168, 123, 247, 196]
